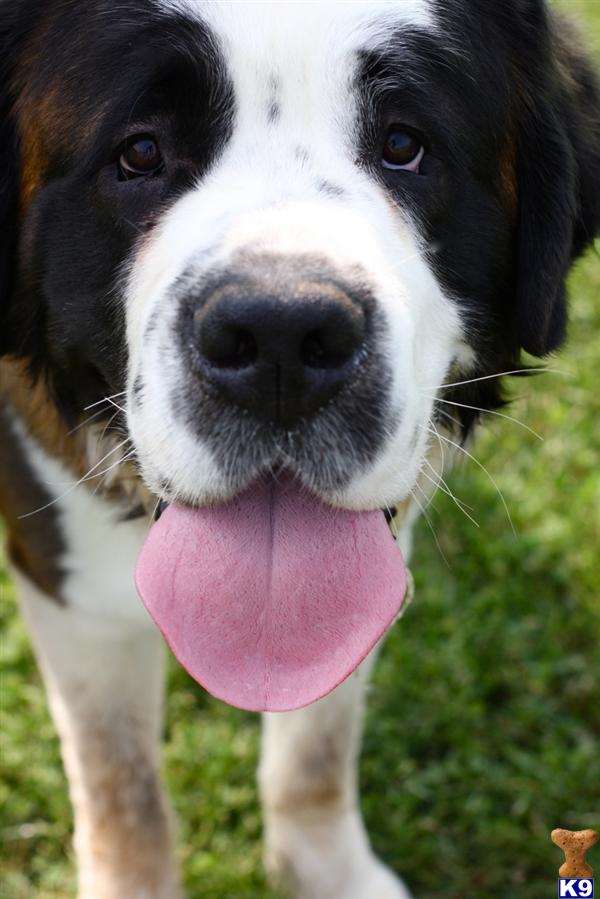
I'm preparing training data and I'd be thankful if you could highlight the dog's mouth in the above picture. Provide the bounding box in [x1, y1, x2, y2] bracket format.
[136, 471, 407, 712]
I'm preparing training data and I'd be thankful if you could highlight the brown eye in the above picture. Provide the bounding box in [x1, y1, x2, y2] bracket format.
[382, 128, 424, 172]
[119, 134, 163, 178]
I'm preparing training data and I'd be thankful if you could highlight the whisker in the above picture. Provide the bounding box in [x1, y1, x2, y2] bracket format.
[426, 395, 544, 441]
[420, 465, 479, 528]
[421, 426, 516, 536]
[89, 450, 136, 497]
[106, 398, 127, 415]
[121, 217, 144, 235]
[98, 410, 121, 444]
[18, 438, 131, 519]
[66, 408, 106, 435]
[83, 392, 127, 412]
[87, 449, 135, 482]
[413, 470, 438, 513]
[422, 456, 478, 515]
[428, 417, 447, 472]
[393, 248, 426, 268]
[434, 406, 460, 431]
[428, 367, 567, 391]
[410, 485, 450, 569]
[89, 451, 134, 492]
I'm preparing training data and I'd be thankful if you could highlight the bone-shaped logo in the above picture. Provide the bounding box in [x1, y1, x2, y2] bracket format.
[552, 828, 598, 878]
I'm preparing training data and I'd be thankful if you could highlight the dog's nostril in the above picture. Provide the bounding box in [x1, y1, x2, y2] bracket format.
[200, 324, 258, 370]
[301, 329, 356, 370]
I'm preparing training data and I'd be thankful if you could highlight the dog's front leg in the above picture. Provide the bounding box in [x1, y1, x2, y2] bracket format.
[15, 569, 181, 899]
[259, 652, 413, 899]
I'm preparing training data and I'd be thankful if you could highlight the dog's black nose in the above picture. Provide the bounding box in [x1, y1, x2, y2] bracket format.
[191, 274, 366, 426]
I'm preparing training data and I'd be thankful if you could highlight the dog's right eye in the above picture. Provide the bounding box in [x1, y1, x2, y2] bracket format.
[119, 134, 164, 179]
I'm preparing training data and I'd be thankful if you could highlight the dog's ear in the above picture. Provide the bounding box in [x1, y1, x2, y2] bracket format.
[0, 9, 21, 357]
[512, 5, 600, 357]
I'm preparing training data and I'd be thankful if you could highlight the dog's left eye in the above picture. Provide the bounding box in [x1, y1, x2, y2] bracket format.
[119, 134, 164, 178]
[381, 128, 424, 172]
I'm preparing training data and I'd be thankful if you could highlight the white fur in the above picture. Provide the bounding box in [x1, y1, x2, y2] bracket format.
[260, 661, 412, 899]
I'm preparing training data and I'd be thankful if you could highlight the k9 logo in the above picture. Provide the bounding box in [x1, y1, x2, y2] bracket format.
[558, 879, 595, 898]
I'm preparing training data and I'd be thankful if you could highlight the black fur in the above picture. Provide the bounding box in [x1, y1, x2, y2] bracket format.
[0, 4, 21, 354]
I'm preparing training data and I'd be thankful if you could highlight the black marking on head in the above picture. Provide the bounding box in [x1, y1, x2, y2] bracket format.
[317, 180, 345, 199]
[267, 100, 281, 124]
[132, 374, 144, 404]
[294, 146, 310, 164]
[159, 476, 175, 498]
[266, 73, 281, 124]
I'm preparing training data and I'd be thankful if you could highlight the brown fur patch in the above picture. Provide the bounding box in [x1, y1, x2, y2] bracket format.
[74, 725, 178, 895]
[290, 734, 349, 808]
[499, 133, 518, 223]
[1, 359, 92, 481]
[0, 359, 146, 503]
[0, 400, 66, 600]
[53, 698, 180, 897]
[11, 10, 59, 216]
[262, 728, 358, 816]
[17, 119, 47, 214]
[11, 9, 103, 220]
[0, 360, 150, 598]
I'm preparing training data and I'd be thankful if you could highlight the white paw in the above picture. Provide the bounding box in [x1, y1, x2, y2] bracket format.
[264, 808, 413, 899]
[348, 857, 413, 899]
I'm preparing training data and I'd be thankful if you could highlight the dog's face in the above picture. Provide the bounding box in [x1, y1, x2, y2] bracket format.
[1, 0, 599, 512]
[125, 1, 470, 510]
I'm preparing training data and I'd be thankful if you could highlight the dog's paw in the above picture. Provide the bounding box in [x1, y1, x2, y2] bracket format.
[347, 858, 414, 899]
[77, 879, 183, 899]
[264, 808, 413, 899]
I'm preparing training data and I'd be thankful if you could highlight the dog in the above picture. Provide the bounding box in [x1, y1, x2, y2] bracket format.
[1, 1, 599, 897]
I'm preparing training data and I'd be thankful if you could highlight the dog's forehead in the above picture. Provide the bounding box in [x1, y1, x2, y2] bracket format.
[162, 1, 437, 72]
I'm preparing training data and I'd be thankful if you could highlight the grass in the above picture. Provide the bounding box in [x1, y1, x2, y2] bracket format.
[1, 4, 599, 897]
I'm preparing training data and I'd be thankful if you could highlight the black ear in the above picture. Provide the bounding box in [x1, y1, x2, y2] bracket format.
[0, 8, 20, 356]
[514, 9, 600, 357]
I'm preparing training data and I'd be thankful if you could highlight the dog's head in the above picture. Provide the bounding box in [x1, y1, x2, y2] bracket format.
[1, 0, 599, 509]
[1, 1, 598, 709]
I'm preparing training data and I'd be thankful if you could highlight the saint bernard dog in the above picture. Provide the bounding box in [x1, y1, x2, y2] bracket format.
[1, 1, 598, 897]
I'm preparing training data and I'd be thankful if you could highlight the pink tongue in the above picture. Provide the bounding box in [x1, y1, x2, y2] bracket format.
[136, 476, 406, 712]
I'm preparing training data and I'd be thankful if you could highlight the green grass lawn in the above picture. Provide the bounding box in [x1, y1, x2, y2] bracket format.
[1, 5, 599, 898]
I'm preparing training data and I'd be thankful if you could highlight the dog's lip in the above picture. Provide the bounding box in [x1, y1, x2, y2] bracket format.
[154, 495, 398, 524]
[150, 466, 402, 529]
